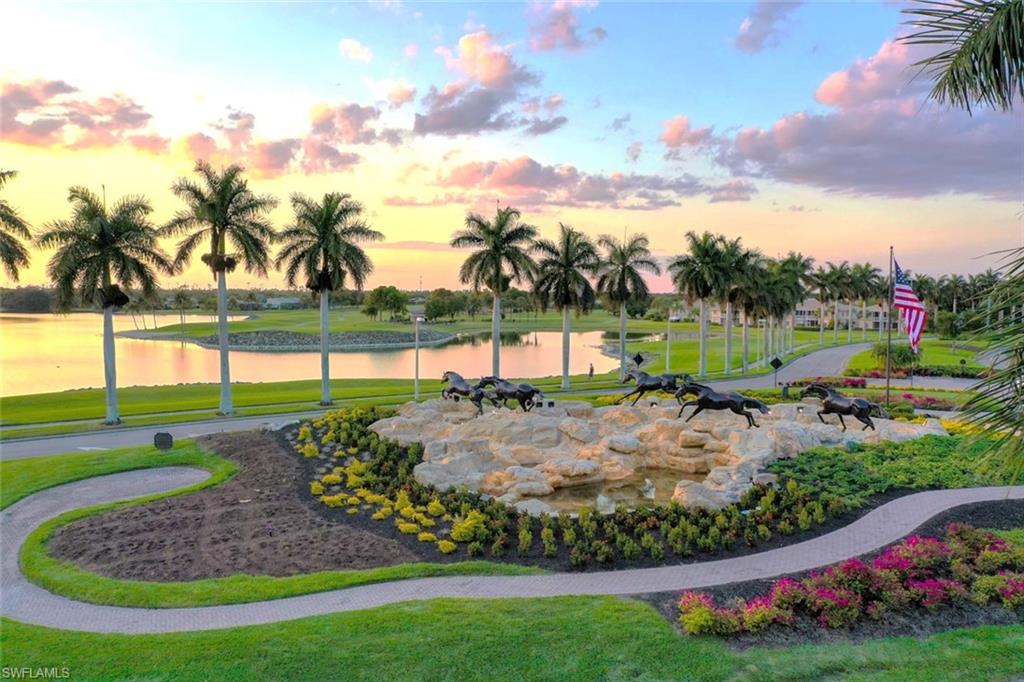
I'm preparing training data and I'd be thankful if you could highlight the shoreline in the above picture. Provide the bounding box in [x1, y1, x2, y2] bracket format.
[116, 329, 459, 353]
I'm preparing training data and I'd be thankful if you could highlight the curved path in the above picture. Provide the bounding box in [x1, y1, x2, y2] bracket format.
[2, 467, 1021, 634]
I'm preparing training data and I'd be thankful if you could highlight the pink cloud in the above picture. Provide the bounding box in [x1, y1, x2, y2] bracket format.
[815, 40, 926, 109]
[658, 115, 713, 158]
[735, 1, 802, 53]
[527, 1, 605, 52]
[436, 29, 532, 89]
[249, 139, 301, 177]
[434, 155, 742, 209]
[127, 133, 170, 154]
[387, 80, 417, 108]
[404, 42, 419, 58]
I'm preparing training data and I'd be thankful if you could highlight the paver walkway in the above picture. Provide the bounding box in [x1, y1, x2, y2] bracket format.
[2, 467, 1020, 634]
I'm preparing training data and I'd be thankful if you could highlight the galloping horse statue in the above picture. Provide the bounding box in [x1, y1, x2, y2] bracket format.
[617, 369, 694, 406]
[674, 381, 770, 428]
[440, 371, 500, 415]
[799, 383, 889, 431]
[476, 376, 545, 412]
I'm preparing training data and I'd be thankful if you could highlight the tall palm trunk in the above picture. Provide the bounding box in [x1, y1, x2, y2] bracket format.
[788, 312, 795, 353]
[216, 269, 233, 414]
[832, 300, 840, 344]
[698, 298, 707, 376]
[319, 291, 331, 405]
[723, 301, 733, 374]
[846, 299, 853, 343]
[618, 302, 627, 380]
[492, 293, 501, 377]
[767, 316, 774, 358]
[102, 287, 120, 424]
[860, 299, 868, 340]
[561, 305, 571, 390]
[952, 295, 958, 316]
[818, 294, 825, 345]
[741, 312, 750, 374]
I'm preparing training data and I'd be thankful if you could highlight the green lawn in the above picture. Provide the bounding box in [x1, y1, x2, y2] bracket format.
[846, 339, 985, 373]
[2, 601, 1022, 681]
[1, 444, 540, 607]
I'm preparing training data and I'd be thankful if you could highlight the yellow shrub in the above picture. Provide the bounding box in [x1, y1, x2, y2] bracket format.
[321, 473, 342, 485]
[301, 443, 320, 458]
[427, 499, 446, 517]
[437, 540, 457, 554]
[297, 425, 313, 442]
[371, 506, 393, 520]
[347, 496, 361, 506]
[365, 493, 389, 505]
[394, 490, 412, 511]
[397, 522, 420, 534]
[415, 514, 436, 528]
[346, 507, 359, 514]
[309, 481, 325, 496]
[321, 494, 345, 508]
[348, 459, 367, 475]
[347, 446, 360, 455]
[417, 532, 438, 543]
[321, 432, 336, 445]
[346, 475, 365, 488]
[450, 510, 487, 542]
[399, 506, 418, 520]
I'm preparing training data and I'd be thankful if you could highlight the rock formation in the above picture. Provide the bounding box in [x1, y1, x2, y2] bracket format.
[369, 399, 947, 514]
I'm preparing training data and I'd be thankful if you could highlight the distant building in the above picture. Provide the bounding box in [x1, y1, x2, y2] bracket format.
[263, 296, 303, 310]
[707, 298, 898, 331]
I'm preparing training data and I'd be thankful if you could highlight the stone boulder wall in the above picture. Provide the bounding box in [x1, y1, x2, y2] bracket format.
[369, 398, 947, 514]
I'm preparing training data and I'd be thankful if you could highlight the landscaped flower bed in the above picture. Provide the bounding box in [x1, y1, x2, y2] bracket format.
[677, 523, 1024, 635]
[289, 407, 850, 569]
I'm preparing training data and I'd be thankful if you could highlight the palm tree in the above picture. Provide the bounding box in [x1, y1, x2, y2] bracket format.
[450, 206, 537, 377]
[852, 262, 883, 341]
[596, 233, 661, 379]
[172, 288, 192, 335]
[531, 224, 600, 389]
[778, 252, 814, 353]
[901, 0, 1023, 464]
[900, 0, 1023, 114]
[276, 192, 383, 405]
[810, 265, 831, 345]
[717, 237, 746, 374]
[162, 161, 278, 415]
[0, 170, 31, 281]
[36, 187, 173, 423]
[667, 231, 725, 377]
[730, 251, 768, 374]
[824, 261, 852, 345]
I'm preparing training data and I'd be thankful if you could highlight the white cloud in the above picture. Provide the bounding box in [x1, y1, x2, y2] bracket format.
[339, 38, 373, 63]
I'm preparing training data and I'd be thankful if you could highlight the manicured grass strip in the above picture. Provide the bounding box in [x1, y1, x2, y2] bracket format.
[2, 602, 1023, 681]
[0, 442, 228, 510]
[846, 338, 985, 373]
[7, 445, 540, 607]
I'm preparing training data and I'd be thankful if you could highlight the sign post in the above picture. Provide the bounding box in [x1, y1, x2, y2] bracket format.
[770, 356, 783, 387]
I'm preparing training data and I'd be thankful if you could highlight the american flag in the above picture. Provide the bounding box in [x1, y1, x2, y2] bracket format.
[893, 259, 927, 352]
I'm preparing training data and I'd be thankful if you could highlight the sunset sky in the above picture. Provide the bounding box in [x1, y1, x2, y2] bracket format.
[2, 1, 1020, 292]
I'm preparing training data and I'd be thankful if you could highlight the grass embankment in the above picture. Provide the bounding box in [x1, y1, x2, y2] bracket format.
[846, 339, 986, 373]
[2, 603, 1022, 681]
[1, 445, 540, 607]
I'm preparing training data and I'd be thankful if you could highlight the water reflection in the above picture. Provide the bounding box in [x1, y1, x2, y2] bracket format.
[0, 313, 618, 396]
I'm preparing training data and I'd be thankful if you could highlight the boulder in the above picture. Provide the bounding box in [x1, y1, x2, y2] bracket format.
[559, 417, 597, 443]
[678, 431, 709, 448]
[606, 434, 640, 454]
[515, 498, 556, 517]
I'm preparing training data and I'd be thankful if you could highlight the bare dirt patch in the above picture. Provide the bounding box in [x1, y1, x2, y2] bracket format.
[48, 431, 418, 581]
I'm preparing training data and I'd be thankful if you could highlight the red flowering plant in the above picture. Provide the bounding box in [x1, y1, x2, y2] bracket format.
[677, 524, 1022, 637]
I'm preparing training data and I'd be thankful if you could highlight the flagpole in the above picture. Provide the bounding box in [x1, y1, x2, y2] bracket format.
[885, 245, 893, 407]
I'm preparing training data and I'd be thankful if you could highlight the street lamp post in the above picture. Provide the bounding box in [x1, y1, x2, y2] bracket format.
[665, 309, 671, 374]
[414, 315, 424, 400]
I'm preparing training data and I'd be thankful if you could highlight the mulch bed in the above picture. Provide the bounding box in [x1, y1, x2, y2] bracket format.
[47, 431, 419, 581]
[639, 498, 1024, 649]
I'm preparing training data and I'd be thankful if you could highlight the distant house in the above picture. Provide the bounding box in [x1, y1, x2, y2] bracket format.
[263, 296, 303, 310]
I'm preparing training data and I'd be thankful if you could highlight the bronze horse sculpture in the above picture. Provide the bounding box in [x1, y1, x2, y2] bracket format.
[800, 383, 889, 431]
[476, 376, 545, 412]
[675, 381, 770, 428]
[440, 371, 500, 415]
[617, 369, 694, 406]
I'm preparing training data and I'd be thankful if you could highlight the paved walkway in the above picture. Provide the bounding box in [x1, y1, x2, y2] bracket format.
[1, 466, 1020, 634]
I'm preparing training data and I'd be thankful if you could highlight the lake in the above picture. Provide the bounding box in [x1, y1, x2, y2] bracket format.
[0, 313, 618, 396]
